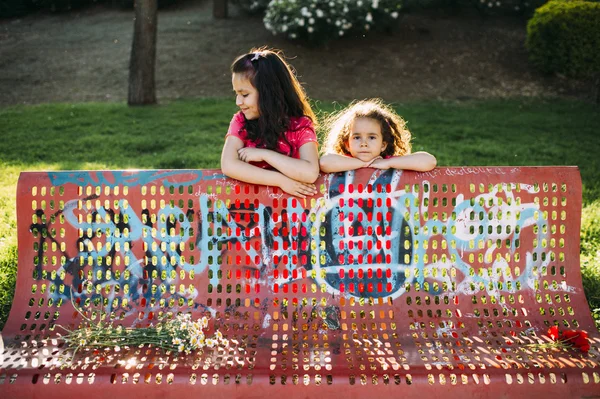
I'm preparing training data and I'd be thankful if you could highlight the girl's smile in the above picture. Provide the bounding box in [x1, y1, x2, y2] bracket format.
[232, 73, 260, 120]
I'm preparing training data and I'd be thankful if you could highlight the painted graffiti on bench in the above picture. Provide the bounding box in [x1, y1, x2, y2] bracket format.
[32, 169, 550, 320]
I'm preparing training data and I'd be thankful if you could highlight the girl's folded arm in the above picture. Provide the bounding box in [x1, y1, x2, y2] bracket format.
[262, 142, 320, 183]
[383, 151, 437, 172]
[220, 136, 288, 187]
[319, 153, 367, 173]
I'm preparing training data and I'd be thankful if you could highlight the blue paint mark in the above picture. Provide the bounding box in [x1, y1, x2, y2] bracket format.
[41, 170, 549, 311]
[48, 170, 224, 188]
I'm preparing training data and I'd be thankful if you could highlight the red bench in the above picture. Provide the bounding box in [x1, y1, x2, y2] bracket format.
[1, 167, 598, 398]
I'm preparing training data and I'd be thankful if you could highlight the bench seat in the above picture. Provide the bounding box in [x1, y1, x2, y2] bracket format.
[1, 167, 598, 398]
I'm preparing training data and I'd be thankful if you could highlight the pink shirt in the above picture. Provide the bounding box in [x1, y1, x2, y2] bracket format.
[226, 112, 317, 169]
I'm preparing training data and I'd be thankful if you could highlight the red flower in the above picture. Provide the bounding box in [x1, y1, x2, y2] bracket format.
[548, 326, 559, 341]
[550, 328, 590, 353]
[574, 332, 590, 352]
[576, 341, 591, 353]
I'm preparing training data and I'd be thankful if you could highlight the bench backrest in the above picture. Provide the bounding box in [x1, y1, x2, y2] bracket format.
[1, 167, 598, 397]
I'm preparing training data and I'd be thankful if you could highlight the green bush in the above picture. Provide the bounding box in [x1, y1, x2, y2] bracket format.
[32, 0, 102, 11]
[0, 0, 32, 17]
[526, 0, 600, 79]
[0, 0, 179, 18]
[264, 0, 403, 45]
[0, 0, 104, 17]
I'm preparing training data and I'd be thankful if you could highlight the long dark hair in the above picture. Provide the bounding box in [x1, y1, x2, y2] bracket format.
[231, 47, 316, 152]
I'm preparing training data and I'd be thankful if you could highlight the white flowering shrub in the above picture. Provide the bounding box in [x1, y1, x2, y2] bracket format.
[264, 0, 403, 44]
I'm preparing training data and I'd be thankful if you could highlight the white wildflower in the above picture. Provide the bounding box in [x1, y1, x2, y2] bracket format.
[366, 12, 373, 22]
[308, 26, 314, 33]
[316, 9, 324, 18]
[391, 11, 399, 18]
[282, 24, 288, 32]
[290, 33, 297, 39]
[298, 18, 305, 26]
[178, 344, 185, 352]
[335, 19, 341, 26]
[339, 30, 344, 36]
[372, 0, 379, 8]
[357, 0, 363, 5]
[365, 24, 370, 30]
[206, 338, 215, 348]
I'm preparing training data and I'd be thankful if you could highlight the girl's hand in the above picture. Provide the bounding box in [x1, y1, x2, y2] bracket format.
[279, 177, 317, 198]
[238, 147, 266, 163]
[369, 157, 391, 169]
[365, 156, 383, 168]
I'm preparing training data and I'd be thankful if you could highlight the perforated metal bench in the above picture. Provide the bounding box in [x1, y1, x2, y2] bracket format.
[1, 167, 599, 398]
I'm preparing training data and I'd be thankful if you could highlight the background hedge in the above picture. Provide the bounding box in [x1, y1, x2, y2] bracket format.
[526, 0, 600, 81]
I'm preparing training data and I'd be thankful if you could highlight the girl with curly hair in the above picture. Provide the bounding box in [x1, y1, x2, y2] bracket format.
[320, 99, 436, 173]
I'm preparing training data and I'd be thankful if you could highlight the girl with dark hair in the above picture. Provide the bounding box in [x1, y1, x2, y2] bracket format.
[319, 99, 437, 173]
[220, 47, 319, 198]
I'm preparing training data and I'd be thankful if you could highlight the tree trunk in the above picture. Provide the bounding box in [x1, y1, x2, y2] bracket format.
[213, 0, 228, 18]
[128, 0, 157, 105]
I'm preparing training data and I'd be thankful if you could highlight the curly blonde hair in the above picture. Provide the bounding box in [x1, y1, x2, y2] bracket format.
[322, 99, 412, 158]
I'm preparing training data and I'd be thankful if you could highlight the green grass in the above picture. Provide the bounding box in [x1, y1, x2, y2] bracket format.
[0, 97, 599, 330]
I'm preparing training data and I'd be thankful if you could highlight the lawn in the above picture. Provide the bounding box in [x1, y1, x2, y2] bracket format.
[0, 97, 599, 329]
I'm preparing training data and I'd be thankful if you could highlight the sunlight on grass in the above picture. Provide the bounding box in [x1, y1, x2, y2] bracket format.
[1, 98, 599, 330]
[582, 201, 600, 326]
